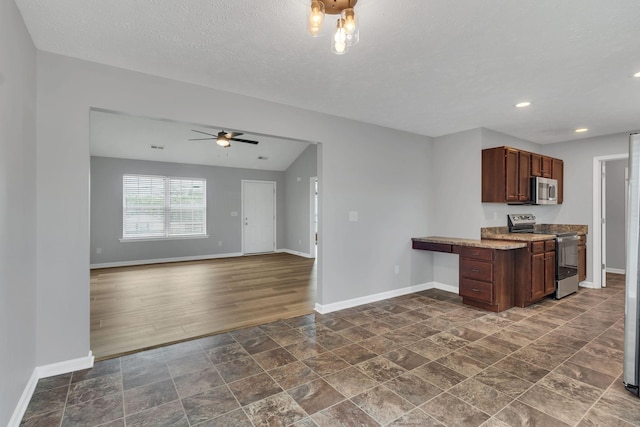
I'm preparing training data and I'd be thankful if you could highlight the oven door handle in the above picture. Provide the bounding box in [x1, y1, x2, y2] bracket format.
[557, 235, 580, 243]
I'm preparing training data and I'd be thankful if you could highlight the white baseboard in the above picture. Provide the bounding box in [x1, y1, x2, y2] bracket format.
[606, 268, 626, 275]
[276, 249, 315, 259]
[315, 282, 434, 314]
[37, 351, 94, 379]
[431, 281, 459, 294]
[9, 351, 94, 427]
[90, 253, 243, 269]
[579, 281, 598, 289]
[8, 369, 38, 427]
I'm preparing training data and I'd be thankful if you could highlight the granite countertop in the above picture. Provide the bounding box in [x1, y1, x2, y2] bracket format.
[481, 224, 588, 242]
[412, 236, 527, 250]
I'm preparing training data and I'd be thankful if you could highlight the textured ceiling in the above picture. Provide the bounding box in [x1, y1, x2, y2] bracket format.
[15, 0, 640, 144]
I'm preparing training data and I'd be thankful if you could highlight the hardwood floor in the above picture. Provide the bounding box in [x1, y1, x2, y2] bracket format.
[90, 253, 316, 360]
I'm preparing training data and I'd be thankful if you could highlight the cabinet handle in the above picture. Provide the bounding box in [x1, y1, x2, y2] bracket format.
[471, 288, 480, 292]
[471, 268, 480, 272]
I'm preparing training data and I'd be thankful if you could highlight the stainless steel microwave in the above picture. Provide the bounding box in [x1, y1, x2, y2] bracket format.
[532, 176, 558, 205]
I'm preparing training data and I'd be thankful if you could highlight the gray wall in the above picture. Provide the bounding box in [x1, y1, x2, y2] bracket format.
[284, 144, 317, 254]
[90, 156, 287, 265]
[35, 51, 433, 366]
[606, 158, 628, 271]
[0, 0, 37, 424]
[544, 132, 631, 284]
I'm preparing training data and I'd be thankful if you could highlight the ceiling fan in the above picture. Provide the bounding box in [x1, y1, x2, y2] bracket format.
[189, 130, 259, 148]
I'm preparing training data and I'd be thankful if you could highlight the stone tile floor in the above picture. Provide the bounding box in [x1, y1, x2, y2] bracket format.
[21, 274, 640, 426]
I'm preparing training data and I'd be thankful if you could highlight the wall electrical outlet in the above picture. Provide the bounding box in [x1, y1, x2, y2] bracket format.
[96, 248, 102, 254]
[394, 265, 400, 275]
[218, 241, 222, 246]
[299, 239, 302, 245]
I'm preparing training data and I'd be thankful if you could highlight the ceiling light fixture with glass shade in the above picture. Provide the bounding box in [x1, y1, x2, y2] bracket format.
[307, 0, 359, 55]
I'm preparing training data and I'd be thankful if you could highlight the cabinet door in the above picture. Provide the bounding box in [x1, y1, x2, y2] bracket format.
[505, 149, 519, 202]
[544, 250, 556, 294]
[552, 158, 564, 204]
[578, 244, 586, 282]
[542, 156, 552, 178]
[518, 152, 531, 201]
[531, 252, 546, 300]
[531, 153, 542, 177]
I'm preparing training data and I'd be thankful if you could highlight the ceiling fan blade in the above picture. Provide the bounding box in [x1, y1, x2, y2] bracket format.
[191, 129, 218, 137]
[228, 132, 244, 138]
[188, 137, 215, 141]
[230, 137, 259, 144]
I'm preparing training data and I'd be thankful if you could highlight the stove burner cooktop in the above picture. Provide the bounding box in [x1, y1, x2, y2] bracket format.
[507, 214, 577, 238]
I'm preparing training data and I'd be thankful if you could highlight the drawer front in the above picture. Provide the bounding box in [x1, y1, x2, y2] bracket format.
[530, 241, 545, 254]
[459, 278, 493, 303]
[544, 240, 556, 252]
[460, 258, 493, 281]
[460, 247, 493, 261]
[412, 241, 452, 253]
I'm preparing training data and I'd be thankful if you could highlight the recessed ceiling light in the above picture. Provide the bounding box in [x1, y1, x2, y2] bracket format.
[634, 71, 640, 78]
[514, 102, 531, 108]
[575, 128, 589, 133]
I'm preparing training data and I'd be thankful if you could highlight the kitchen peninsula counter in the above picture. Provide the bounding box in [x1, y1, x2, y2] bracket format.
[411, 236, 527, 251]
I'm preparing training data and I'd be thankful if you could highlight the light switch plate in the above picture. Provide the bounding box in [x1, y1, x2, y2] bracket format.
[349, 211, 358, 222]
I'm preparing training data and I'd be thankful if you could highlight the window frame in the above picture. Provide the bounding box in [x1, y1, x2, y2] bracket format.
[120, 174, 208, 242]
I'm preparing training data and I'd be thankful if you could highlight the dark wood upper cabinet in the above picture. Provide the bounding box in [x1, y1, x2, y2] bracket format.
[531, 153, 542, 177]
[483, 147, 530, 203]
[552, 158, 564, 204]
[518, 151, 531, 202]
[505, 148, 519, 202]
[541, 156, 552, 178]
[482, 146, 564, 204]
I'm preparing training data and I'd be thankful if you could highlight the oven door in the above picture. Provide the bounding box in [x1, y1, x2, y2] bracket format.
[557, 235, 579, 280]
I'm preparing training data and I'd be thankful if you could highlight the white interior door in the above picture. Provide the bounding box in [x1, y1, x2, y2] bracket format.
[242, 180, 276, 254]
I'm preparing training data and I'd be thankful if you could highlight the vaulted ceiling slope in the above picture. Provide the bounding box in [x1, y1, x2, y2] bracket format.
[15, 0, 640, 144]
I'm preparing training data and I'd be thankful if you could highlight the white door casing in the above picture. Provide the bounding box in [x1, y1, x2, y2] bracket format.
[242, 180, 276, 254]
[601, 161, 607, 288]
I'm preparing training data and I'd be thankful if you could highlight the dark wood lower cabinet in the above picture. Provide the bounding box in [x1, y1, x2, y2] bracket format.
[459, 247, 514, 312]
[515, 239, 556, 307]
[578, 235, 587, 282]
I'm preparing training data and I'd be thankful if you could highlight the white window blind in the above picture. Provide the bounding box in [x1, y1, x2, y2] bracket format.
[123, 174, 206, 240]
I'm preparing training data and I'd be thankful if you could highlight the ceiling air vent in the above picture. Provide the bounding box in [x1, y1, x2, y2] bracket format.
[258, 156, 268, 160]
[150, 145, 164, 150]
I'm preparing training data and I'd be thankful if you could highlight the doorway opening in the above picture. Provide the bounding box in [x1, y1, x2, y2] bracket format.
[89, 109, 321, 359]
[593, 153, 628, 288]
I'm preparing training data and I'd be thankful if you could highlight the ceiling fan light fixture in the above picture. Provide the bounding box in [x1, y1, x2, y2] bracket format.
[216, 136, 231, 147]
